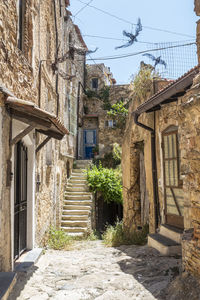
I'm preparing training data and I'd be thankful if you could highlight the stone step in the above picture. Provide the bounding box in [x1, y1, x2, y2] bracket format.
[72, 169, 85, 173]
[63, 200, 92, 206]
[70, 175, 87, 180]
[62, 215, 88, 221]
[67, 232, 85, 237]
[62, 209, 90, 215]
[148, 233, 181, 256]
[66, 186, 89, 192]
[65, 195, 92, 201]
[69, 179, 87, 184]
[61, 220, 88, 228]
[63, 205, 91, 211]
[159, 224, 183, 244]
[61, 227, 87, 233]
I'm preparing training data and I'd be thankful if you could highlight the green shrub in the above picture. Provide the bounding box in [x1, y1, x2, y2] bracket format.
[107, 101, 128, 128]
[48, 227, 73, 250]
[102, 221, 149, 247]
[102, 220, 124, 247]
[86, 163, 122, 204]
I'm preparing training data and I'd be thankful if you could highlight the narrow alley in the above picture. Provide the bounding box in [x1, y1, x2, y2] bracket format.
[7, 240, 184, 300]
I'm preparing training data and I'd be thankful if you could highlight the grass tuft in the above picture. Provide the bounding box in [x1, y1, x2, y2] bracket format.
[48, 227, 73, 250]
[102, 220, 149, 247]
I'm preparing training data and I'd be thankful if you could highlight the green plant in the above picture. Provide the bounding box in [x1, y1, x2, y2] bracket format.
[102, 220, 124, 247]
[130, 66, 160, 102]
[102, 221, 149, 247]
[85, 86, 111, 110]
[86, 163, 122, 204]
[107, 101, 128, 128]
[48, 227, 73, 250]
[92, 145, 99, 154]
[112, 143, 122, 164]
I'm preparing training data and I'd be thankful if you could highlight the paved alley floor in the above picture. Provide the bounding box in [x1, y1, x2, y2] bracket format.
[8, 240, 182, 300]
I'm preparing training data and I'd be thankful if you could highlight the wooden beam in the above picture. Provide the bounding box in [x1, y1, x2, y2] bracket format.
[36, 136, 51, 153]
[11, 125, 34, 146]
[37, 129, 64, 140]
[10, 109, 52, 129]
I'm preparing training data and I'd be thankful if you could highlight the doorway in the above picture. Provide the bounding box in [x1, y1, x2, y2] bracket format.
[14, 141, 28, 259]
[84, 129, 97, 159]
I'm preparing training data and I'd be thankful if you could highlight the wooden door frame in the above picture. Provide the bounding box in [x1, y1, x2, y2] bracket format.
[10, 119, 36, 269]
[162, 126, 184, 229]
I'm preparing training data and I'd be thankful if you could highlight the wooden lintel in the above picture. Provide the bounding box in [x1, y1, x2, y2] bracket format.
[10, 109, 52, 129]
[11, 125, 34, 146]
[36, 136, 52, 153]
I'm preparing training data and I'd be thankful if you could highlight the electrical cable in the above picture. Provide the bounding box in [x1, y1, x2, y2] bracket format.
[73, 0, 94, 17]
[73, 0, 195, 38]
[86, 42, 196, 61]
[83, 34, 195, 45]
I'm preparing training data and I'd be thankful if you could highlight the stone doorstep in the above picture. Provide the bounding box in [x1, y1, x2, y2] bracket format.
[148, 233, 181, 256]
[0, 248, 43, 300]
[159, 224, 183, 244]
[0, 272, 17, 300]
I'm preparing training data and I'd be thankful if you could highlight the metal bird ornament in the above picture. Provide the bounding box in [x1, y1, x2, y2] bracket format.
[115, 18, 142, 50]
[86, 47, 99, 55]
[142, 53, 167, 68]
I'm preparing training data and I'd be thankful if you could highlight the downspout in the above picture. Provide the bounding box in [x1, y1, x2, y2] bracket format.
[76, 81, 81, 160]
[53, 0, 59, 116]
[133, 112, 160, 231]
[76, 56, 87, 160]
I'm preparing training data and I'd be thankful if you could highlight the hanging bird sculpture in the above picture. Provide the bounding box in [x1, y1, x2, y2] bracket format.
[142, 53, 167, 68]
[115, 18, 142, 50]
[86, 47, 99, 55]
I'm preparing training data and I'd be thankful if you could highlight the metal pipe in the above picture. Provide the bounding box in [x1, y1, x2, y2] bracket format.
[53, 0, 59, 116]
[76, 81, 81, 160]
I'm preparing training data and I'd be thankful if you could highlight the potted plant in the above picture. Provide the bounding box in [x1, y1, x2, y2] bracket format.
[92, 145, 99, 156]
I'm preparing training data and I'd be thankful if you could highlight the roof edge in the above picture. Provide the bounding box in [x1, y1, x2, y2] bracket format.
[135, 65, 200, 115]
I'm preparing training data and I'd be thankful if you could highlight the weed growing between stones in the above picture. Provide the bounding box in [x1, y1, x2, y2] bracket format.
[102, 220, 149, 247]
[48, 227, 73, 250]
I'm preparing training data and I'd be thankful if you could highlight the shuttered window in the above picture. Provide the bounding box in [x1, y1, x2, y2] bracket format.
[163, 128, 179, 187]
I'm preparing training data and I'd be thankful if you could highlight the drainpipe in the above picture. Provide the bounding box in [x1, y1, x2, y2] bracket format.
[133, 112, 160, 231]
[53, 0, 59, 116]
[76, 81, 81, 160]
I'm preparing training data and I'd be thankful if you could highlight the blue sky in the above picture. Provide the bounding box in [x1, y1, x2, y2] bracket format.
[69, 0, 198, 84]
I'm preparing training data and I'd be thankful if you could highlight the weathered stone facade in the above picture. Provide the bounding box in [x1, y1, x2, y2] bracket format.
[123, 66, 200, 278]
[81, 64, 131, 159]
[0, 0, 86, 271]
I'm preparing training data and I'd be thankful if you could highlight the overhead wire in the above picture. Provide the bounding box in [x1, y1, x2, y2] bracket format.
[83, 34, 196, 45]
[86, 42, 196, 61]
[73, 0, 94, 17]
[74, 0, 195, 38]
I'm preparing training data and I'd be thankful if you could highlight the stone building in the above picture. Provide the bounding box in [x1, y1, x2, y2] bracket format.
[80, 63, 131, 159]
[122, 0, 200, 279]
[0, 0, 87, 272]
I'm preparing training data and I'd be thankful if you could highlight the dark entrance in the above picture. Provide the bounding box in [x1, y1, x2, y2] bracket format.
[14, 141, 28, 259]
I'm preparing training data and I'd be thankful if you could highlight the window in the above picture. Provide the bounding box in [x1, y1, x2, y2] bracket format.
[18, 0, 26, 51]
[91, 78, 98, 90]
[162, 126, 184, 224]
[163, 126, 180, 187]
[105, 120, 116, 128]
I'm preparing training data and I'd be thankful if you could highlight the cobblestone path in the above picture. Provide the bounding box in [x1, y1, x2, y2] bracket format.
[8, 241, 181, 300]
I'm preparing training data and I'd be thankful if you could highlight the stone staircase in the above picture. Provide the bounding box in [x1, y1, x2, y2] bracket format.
[61, 160, 93, 236]
[148, 224, 183, 256]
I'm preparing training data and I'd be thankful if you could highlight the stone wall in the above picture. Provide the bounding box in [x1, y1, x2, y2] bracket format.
[83, 67, 132, 159]
[0, 0, 86, 270]
[122, 79, 171, 235]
